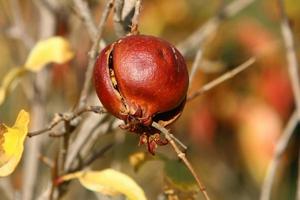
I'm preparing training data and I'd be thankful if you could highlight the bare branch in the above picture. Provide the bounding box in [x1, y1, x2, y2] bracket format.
[260, 111, 298, 200]
[69, 143, 113, 172]
[189, 47, 204, 84]
[22, 0, 56, 199]
[28, 106, 106, 137]
[130, 0, 142, 34]
[187, 57, 256, 101]
[260, 1, 300, 199]
[76, 0, 114, 110]
[0, 178, 14, 200]
[177, 0, 254, 57]
[73, 0, 97, 38]
[64, 113, 113, 170]
[8, 0, 35, 48]
[277, 0, 300, 117]
[113, 0, 129, 36]
[152, 122, 210, 200]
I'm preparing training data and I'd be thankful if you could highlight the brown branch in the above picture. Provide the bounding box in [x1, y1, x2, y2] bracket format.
[69, 143, 113, 173]
[8, 0, 35, 48]
[22, 1, 56, 199]
[277, 0, 300, 117]
[187, 57, 256, 101]
[260, 1, 300, 199]
[113, 0, 136, 36]
[260, 111, 298, 200]
[130, 0, 142, 34]
[73, 0, 98, 39]
[189, 47, 204, 84]
[152, 122, 210, 200]
[76, 0, 114, 110]
[188, 0, 227, 84]
[39, 154, 55, 168]
[28, 106, 106, 137]
[177, 0, 254, 57]
[64, 115, 115, 171]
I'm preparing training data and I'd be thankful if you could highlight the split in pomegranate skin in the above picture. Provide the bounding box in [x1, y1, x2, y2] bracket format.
[93, 35, 189, 154]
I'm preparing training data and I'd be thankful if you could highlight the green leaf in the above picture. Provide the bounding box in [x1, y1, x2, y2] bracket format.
[164, 159, 197, 191]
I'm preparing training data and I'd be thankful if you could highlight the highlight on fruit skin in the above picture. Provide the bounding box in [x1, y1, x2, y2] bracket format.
[93, 35, 189, 154]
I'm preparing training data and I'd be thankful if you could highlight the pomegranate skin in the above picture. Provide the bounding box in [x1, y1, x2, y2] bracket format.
[93, 44, 127, 120]
[93, 35, 189, 129]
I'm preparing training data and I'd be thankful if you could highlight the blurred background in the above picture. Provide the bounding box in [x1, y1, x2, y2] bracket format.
[0, 0, 299, 199]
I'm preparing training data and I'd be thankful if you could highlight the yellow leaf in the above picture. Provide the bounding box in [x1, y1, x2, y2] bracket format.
[24, 36, 74, 72]
[129, 152, 152, 172]
[0, 110, 30, 176]
[60, 169, 147, 200]
[0, 68, 27, 106]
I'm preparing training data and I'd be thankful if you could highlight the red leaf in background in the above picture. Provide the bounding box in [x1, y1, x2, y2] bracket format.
[259, 68, 293, 118]
[189, 105, 216, 146]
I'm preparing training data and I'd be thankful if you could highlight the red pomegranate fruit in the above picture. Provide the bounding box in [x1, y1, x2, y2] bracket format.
[93, 35, 189, 154]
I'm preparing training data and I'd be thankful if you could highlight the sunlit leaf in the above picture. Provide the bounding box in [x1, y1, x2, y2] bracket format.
[0, 110, 30, 176]
[59, 169, 147, 200]
[24, 36, 74, 72]
[129, 152, 149, 172]
[0, 68, 27, 106]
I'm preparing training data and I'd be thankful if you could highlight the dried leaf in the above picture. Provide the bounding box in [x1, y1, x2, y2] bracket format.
[0, 110, 30, 176]
[0, 68, 27, 106]
[24, 36, 74, 72]
[59, 169, 147, 200]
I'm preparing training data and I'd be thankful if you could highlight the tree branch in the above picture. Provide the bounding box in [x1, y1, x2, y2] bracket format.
[277, 0, 300, 117]
[260, 1, 300, 199]
[76, 0, 114, 110]
[130, 0, 142, 34]
[260, 111, 298, 200]
[177, 0, 255, 57]
[187, 57, 256, 101]
[28, 106, 106, 137]
[152, 122, 210, 200]
[73, 0, 97, 38]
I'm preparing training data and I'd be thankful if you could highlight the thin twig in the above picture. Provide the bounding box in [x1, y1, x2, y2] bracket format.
[76, 0, 114, 110]
[152, 122, 210, 200]
[187, 57, 256, 101]
[113, 0, 135, 36]
[69, 143, 113, 172]
[177, 0, 254, 57]
[22, 0, 56, 199]
[64, 112, 109, 170]
[130, 0, 142, 34]
[277, 0, 300, 117]
[8, 0, 35, 48]
[169, 134, 188, 151]
[260, 1, 300, 199]
[28, 106, 106, 137]
[39, 154, 55, 168]
[260, 111, 298, 200]
[189, 47, 204, 84]
[188, 0, 227, 84]
[73, 0, 97, 38]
